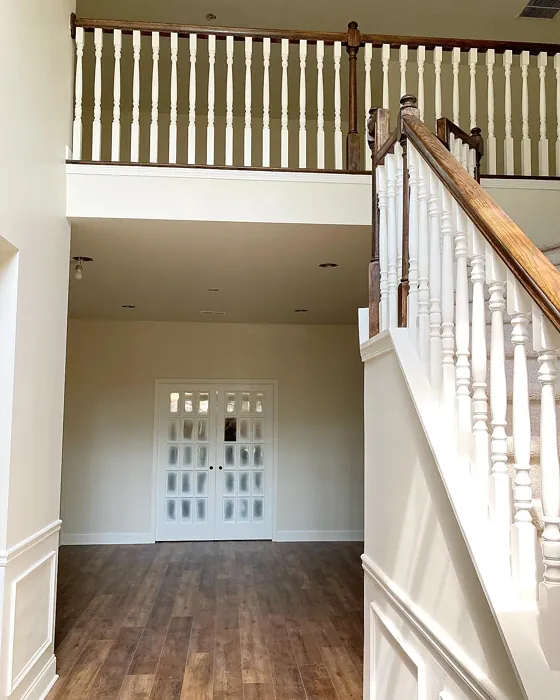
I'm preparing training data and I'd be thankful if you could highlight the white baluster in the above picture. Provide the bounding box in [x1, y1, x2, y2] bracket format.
[382, 44, 390, 109]
[469, 223, 490, 500]
[386, 154, 398, 327]
[262, 38, 271, 167]
[131, 30, 141, 163]
[468, 48, 477, 131]
[281, 38, 289, 168]
[244, 37, 253, 166]
[538, 52, 549, 176]
[428, 170, 442, 390]
[504, 50, 514, 175]
[487, 247, 511, 574]
[461, 141, 469, 172]
[417, 157, 430, 368]
[299, 40, 307, 169]
[225, 36, 234, 166]
[407, 146, 420, 348]
[150, 32, 160, 164]
[111, 30, 122, 162]
[92, 28, 103, 161]
[486, 49, 497, 175]
[377, 164, 389, 330]
[334, 41, 343, 170]
[440, 186, 456, 413]
[521, 51, 532, 176]
[364, 43, 372, 169]
[399, 45, 408, 97]
[434, 47, 443, 122]
[555, 54, 560, 176]
[452, 47, 461, 125]
[507, 275, 537, 600]
[417, 46, 426, 121]
[72, 27, 85, 160]
[187, 34, 197, 165]
[206, 35, 215, 166]
[454, 205, 472, 463]
[467, 146, 476, 179]
[169, 33, 179, 164]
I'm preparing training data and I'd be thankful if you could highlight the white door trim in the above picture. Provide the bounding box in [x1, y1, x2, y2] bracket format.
[152, 378, 278, 541]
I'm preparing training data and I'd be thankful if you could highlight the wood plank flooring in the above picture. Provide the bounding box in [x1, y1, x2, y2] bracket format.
[49, 542, 364, 700]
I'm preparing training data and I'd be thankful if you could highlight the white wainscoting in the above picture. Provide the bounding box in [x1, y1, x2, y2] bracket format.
[0, 521, 61, 700]
[59, 532, 155, 545]
[275, 530, 364, 542]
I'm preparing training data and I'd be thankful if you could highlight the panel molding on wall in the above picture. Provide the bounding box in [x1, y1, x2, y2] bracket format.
[275, 530, 364, 542]
[59, 532, 155, 545]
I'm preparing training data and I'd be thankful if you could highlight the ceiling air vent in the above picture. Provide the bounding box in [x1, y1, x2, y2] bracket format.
[519, 0, 560, 19]
[200, 310, 226, 316]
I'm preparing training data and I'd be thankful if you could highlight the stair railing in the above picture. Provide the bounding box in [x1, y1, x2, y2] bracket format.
[368, 94, 560, 668]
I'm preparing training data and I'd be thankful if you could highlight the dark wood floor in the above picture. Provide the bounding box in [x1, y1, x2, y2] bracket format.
[49, 541, 364, 700]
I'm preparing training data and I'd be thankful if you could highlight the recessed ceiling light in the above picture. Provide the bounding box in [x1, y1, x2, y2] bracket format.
[206, 12, 217, 20]
[208, 288, 220, 292]
[72, 256, 94, 263]
[294, 309, 308, 313]
[200, 310, 226, 316]
[319, 262, 338, 268]
[121, 304, 136, 309]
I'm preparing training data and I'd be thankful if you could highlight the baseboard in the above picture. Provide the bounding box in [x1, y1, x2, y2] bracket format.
[274, 530, 364, 542]
[60, 532, 155, 545]
[19, 655, 57, 700]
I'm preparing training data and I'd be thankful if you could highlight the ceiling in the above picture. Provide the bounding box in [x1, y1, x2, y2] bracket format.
[77, 0, 560, 43]
[68, 219, 370, 324]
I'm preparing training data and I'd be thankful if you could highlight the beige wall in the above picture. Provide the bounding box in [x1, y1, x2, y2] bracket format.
[61, 320, 364, 540]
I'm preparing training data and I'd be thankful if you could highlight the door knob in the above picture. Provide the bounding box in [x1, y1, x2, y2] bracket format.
[219, 466, 223, 470]
[209, 465, 214, 470]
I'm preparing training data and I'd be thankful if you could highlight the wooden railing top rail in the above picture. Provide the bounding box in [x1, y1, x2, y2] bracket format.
[401, 112, 560, 332]
[437, 118, 481, 154]
[72, 15, 560, 55]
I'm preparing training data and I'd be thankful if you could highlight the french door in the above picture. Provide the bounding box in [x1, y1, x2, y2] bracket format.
[155, 382, 274, 541]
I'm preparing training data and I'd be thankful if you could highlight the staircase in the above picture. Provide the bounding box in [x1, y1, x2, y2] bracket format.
[361, 95, 560, 700]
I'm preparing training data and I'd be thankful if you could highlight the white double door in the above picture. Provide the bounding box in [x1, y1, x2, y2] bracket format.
[155, 382, 274, 541]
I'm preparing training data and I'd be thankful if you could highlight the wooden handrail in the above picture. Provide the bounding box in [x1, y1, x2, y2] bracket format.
[436, 118, 484, 182]
[402, 113, 560, 332]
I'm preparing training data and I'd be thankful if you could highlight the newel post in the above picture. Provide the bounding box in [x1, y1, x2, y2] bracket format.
[470, 126, 484, 182]
[398, 95, 420, 328]
[346, 21, 361, 171]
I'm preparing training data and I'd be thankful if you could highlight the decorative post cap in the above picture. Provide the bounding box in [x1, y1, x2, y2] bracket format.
[470, 126, 484, 156]
[348, 21, 359, 29]
[400, 95, 418, 109]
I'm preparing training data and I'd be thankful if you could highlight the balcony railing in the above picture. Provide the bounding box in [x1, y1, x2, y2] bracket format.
[70, 14, 560, 176]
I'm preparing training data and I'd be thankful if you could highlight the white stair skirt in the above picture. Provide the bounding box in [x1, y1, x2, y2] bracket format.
[155, 381, 274, 541]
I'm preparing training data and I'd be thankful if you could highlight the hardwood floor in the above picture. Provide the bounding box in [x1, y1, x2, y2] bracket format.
[49, 542, 364, 700]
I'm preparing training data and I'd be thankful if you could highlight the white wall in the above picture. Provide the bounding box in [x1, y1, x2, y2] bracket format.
[61, 320, 364, 541]
[0, 1, 74, 699]
[362, 346, 525, 700]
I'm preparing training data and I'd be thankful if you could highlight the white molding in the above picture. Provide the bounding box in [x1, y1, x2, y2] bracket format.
[363, 553, 511, 700]
[275, 530, 364, 542]
[19, 655, 58, 700]
[0, 520, 61, 567]
[360, 329, 393, 363]
[6, 551, 57, 695]
[60, 532, 155, 545]
[482, 178, 560, 192]
[66, 163, 371, 186]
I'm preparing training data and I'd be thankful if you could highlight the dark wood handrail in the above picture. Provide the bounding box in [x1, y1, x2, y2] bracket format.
[436, 117, 484, 182]
[373, 129, 399, 168]
[402, 113, 560, 332]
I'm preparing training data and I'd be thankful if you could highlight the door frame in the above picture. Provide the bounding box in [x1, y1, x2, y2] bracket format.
[151, 378, 279, 541]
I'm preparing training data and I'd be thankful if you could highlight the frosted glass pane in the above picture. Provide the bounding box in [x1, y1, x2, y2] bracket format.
[240, 446, 250, 467]
[183, 445, 193, 467]
[224, 418, 237, 442]
[168, 420, 178, 441]
[225, 445, 236, 467]
[197, 471, 208, 496]
[169, 392, 180, 414]
[198, 392, 210, 414]
[184, 392, 194, 413]
[225, 472, 235, 494]
[253, 419, 264, 441]
[253, 498, 264, 521]
[183, 419, 194, 441]
[166, 499, 177, 522]
[239, 419, 250, 441]
[197, 419, 208, 442]
[198, 446, 208, 469]
[181, 471, 193, 495]
[241, 392, 250, 413]
[226, 392, 236, 414]
[195, 498, 207, 522]
[168, 445, 179, 467]
[253, 445, 264, 467]
[238, 498, 249, 522]
[166, 471, 178, 495]
[239, 471, 250, 496]
[255, 392, 265, 414]
[181, 499, 192, 522]
[253, 471, 264, 495]
[223, 498, 235, 522]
